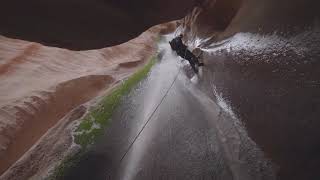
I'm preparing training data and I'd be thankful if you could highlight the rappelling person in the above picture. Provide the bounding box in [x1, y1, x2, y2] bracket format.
[169, 34, 204, 73]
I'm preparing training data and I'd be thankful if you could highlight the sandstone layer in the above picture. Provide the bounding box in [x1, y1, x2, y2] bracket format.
[0, 24, 174, 178]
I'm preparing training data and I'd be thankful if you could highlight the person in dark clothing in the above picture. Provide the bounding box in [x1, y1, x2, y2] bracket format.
[169, 34, 204, 73]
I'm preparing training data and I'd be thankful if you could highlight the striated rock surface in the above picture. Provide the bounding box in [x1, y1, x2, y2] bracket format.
[0, 25, 168, 177]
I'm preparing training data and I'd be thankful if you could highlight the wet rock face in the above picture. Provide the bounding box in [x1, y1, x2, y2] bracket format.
[198, 30, 320, 180]
[0, 0, 197, 50]
[182, 0, 320, 179]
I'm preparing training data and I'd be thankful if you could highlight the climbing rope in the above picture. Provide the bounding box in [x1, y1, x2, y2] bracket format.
[119, 67, 182, 163]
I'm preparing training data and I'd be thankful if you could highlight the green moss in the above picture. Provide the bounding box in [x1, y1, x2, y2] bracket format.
[74, 56, 156, 147]
[48, 55, 157, 179]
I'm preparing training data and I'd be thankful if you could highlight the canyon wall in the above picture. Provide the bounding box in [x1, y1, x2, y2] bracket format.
[1, 0, 320, 179]
[0, 24, 173, 178]
[182, 0, 319, 44]
[0, 0, 193, 50]
[181, 0, 320, 179]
